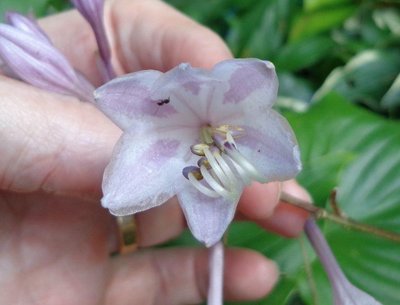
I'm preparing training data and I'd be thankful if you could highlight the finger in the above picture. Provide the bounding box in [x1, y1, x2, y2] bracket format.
[254, 180, 311, 237]
[105, 247, 278, 304]
[108, 0, 233, 71]
[238, 181, 281, 220]
[0, 76, 119, 196]
[39, 0, 232, 84]
[134, 198, 185, 247]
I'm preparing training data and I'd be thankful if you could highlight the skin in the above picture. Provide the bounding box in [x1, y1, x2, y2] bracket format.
[0, 0, 310, 304]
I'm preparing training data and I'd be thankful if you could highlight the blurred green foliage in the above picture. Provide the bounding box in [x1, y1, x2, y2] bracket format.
[0, 0, 70, 20]
[1, 0, 399, 304]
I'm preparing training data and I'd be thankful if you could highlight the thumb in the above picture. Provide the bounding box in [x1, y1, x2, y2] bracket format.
[0, 76, 120, 197]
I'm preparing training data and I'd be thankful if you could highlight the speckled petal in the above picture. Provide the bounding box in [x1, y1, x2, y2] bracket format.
[212, 58, 278, 107]
[94, 70, 201, 130]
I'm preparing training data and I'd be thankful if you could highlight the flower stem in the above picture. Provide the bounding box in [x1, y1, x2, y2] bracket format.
[280, 192, 400, 243]
[304, 219, 347, 284]
[208, 241, 224, 305]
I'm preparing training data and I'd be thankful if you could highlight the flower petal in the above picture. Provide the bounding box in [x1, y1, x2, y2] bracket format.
[150, 59, 278, 127]
[177, 182, 240, 247]
[94, 70, 202, 130]
[212, 58, 278, 107]
[102, 129, 197, 215]
[232, 109, 301, 182]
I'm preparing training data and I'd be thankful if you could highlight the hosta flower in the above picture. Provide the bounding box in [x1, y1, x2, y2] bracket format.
[0, 13, 94, 102]
[6, 12, 51, 43]
[304, 219, 382, 305]
[71, 0, 115, 80]
[95, 58, 301, 246]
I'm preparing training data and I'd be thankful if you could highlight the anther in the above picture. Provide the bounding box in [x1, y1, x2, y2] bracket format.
[197, 157, 211, 168]
[182, 166, 202, 180]
[190, 143, 210, 156]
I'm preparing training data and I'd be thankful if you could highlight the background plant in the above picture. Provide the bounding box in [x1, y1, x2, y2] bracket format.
[1, 0, 399, 304]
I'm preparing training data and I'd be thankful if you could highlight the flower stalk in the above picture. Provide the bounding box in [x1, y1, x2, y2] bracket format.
[208, 241, 224, 305]
[304, 218, 382, 305]
[280, 192, 400, 243]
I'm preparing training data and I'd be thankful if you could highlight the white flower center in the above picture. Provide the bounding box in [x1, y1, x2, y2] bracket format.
[182, 125, 266, 201]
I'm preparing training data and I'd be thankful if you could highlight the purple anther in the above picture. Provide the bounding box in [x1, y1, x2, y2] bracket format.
[182, 166, 201, 180]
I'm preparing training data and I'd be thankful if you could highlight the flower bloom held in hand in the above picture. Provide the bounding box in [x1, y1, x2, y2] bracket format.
[95, 58, 301, 246]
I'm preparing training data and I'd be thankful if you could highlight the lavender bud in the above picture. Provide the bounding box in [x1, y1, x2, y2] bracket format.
[71, 0, 115, 81]
[0, 22, 94, 102]
[5, 12, 50, 43]
[304, 219, 382, 305]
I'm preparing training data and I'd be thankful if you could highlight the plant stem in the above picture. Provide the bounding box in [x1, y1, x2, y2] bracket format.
[207, 241, 224, 305]
[280, 192, 400, 243]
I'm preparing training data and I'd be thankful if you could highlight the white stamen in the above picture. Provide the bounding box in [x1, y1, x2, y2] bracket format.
[225, 148, 266, 182]
[188, 173, 220, 198]
[200, 165, 232, 199]
[213, 152, 238, 188]
[203, 148, 231, 189]
[185, 125, 266, 200]
[222, 154, 252, 185]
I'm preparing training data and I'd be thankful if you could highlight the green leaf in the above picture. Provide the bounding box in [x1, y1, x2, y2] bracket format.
[381, 73, 400, 115]
[288, 93, 400, 305]
[289, 5, 356, 42]
[275, 36, 335, 72]
[227, 0, 297, 58]
[315, 49, 400, 113]
[304, 0, 352, 12]
[0, 0, 47, 20]
[278, 72, 313, 102]
[297, 151, 355, 205]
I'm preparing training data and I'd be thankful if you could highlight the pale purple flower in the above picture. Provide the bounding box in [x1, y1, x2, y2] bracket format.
[5, 12, 50, 43]
[71, 0, 115, 81]
[0, 13, 94, 102]
[95, 58, 301, 246]
[304, 219, 382, 305]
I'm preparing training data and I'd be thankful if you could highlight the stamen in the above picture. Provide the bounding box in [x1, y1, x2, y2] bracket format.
[190, 143, 209, 156]
[203, 147, 231, 189]
[213, 152, 238, 187]
[200, 165, 232, 198]
[224, 145, 266, 182]
[188, 172, 220, 198]
[222, 154, 252, 185]
[197, 157, 210, 168]
[184, 124, 266, 200]
[182, 166, 202, 180]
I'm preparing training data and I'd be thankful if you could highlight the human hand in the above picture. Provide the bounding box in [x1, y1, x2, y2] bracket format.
[0, 0, 309, 304]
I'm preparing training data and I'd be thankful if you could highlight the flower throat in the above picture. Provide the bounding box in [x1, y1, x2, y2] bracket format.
[182, 125, 266, 200]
